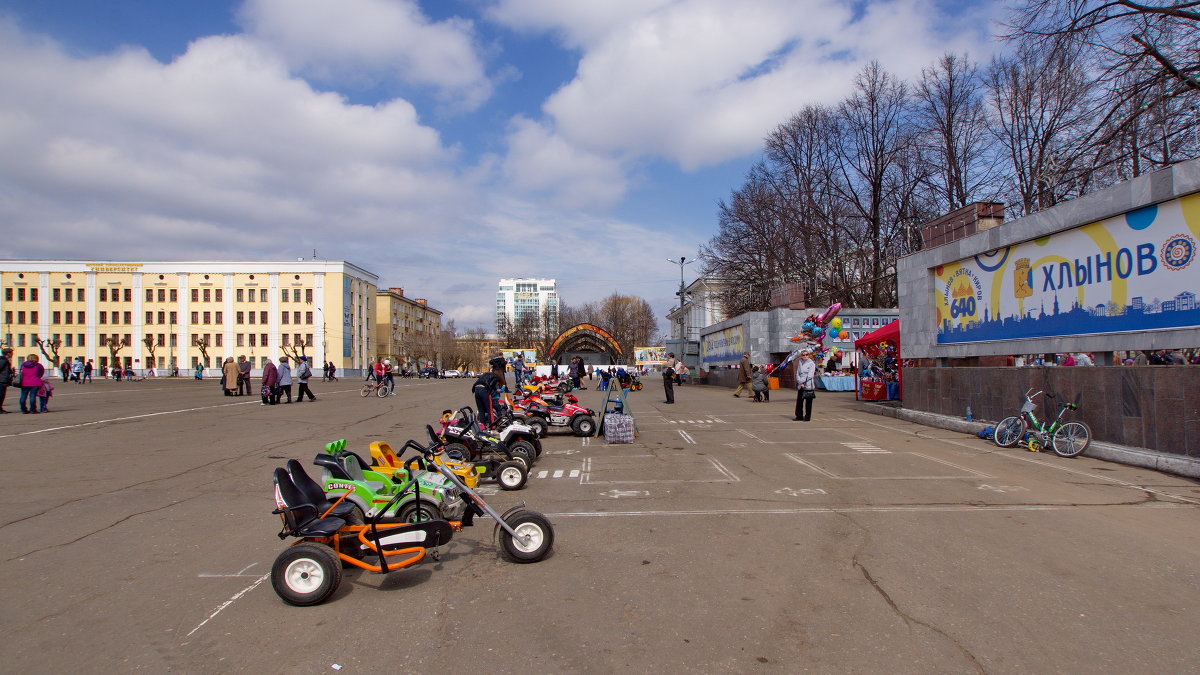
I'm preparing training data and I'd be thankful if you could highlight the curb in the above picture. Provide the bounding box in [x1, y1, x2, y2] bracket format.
[854, 401, 1200, 480]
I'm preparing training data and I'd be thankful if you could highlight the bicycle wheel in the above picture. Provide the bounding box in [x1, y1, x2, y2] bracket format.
[375, 384, 389, 398]
[1051, 422, 1091, 458]
[359, 384, 372, 397]
[993, 416, 1026, 447]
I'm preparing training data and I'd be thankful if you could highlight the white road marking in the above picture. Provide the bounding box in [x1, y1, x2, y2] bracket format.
[678, 430, 696, 444]
[601, 489, 649, 498]
[186, 573, 270, 638]
[198, 563, 259, 578]
[784, 452, 990, 480]
[570, 469, 580, 478]
[553, 470, 564, 478]
[547, 503, 1188, 518]
[978, 484, 1030, 493]
[537, 470, 548, 479]
[776, 487, 828, 497]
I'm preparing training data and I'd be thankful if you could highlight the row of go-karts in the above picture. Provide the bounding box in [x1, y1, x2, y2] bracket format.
[267, 381, 595, 606]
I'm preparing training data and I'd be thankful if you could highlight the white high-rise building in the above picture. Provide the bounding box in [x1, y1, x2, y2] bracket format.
[497, 278, 558, 335]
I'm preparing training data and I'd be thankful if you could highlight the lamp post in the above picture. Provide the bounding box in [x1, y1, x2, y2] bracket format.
[666, 256, 695, 346]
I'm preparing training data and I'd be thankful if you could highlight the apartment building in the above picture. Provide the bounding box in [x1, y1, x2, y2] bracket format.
[496, 278, 558, 334]
[0, 260, 377, 373]
[375, 287, 443, 370]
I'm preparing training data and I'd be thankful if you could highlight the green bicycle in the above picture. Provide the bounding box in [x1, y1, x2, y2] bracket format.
[993, 388, 1091, 457]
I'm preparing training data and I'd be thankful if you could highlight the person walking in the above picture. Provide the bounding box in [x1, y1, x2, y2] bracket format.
[237, 355, 252, 396]
[662, 352, 680, 404]
[222, 357, 240, 396]
[587, 363, 593, 381]
[84, 359, 93, 383]
[733, 352, 752, 398]
[0, 347, 15, 413]
[277, 356, 294, 404]
[261, 358, 278, 405]
[383, 359, 395, 395]
[794, 349, 816, 422]
[513, 353, 526, 388]
[19, 354, 45, 414]
[296, 356, 317, 401]
[71, 357, 85, 383]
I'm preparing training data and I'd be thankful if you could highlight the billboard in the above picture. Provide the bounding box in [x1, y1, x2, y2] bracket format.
[934, 193, 1200, 343]
[634, 346, 666, 365]
[701, 325, 744, 363]
[501, 349, 536, 364]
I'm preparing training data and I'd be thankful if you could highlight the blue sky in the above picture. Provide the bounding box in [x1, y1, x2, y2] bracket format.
[0, 0, 1000, 332]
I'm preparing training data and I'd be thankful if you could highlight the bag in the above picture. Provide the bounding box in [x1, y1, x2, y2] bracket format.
[663, 367, 675, 377]
[603, 414, 635, 444]
[977, 425, 995, 439]
[261, 384, 271, 397]
[802, 390, 816, 400]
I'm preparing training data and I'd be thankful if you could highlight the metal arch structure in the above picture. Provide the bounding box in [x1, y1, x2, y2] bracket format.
[547, 323, 624, 363]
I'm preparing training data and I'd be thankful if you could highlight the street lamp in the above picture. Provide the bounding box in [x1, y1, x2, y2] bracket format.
[666, 256, 695, 344]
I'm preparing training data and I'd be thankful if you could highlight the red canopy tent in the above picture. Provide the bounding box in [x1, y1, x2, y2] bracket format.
[854, 320, 901, 401]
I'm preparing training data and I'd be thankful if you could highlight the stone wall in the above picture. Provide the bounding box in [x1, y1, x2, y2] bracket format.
[904, 366, 1199, 457]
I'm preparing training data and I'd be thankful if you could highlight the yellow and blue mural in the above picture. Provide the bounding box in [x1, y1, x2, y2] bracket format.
[702, 325, 744, 363]
[934, 193, 1200, 343]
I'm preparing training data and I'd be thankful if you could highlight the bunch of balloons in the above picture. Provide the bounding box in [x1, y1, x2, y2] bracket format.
[790, 303, 844, 359]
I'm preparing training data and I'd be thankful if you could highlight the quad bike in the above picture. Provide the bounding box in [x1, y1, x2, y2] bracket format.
[368, 440, 483, 489]
[437, 410, 530, 490]
[443, 406, 537, 468]
[511, 390, 597, 437]
[485, 405, 543, 460]
[313, 439, 467, 520]
[270, 432, 554, 606]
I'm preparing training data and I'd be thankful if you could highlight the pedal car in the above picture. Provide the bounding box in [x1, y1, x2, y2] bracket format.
[270, 429, 555, 606]
[438, 409, 529, 490]
[313, 439, 466, 521]
[368, 440, 482, 489]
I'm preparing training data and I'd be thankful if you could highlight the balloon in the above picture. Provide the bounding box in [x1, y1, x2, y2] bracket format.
[818, 303, 842, 324]
[802, 321, 815, 333]
[813, 325, 825, 336]
[831, 317, 842, 330]
[840, 330, 849, 339]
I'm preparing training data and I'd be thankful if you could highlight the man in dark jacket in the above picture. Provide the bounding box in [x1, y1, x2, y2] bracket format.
[733, 352, 751, 398]
[473, 356, 508, 426]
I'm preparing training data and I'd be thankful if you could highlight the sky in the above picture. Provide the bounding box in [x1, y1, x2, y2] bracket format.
[0, 0, 1002, 333]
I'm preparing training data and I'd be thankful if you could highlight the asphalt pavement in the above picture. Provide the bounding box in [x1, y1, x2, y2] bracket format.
[2, 374, 1199, 673]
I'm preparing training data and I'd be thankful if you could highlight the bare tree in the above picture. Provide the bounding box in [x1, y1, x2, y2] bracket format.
[192, 336, 210, 367]
[142, 335, 158, 369]
[35, 337, 62, 372]
[106, 337, 128, 369]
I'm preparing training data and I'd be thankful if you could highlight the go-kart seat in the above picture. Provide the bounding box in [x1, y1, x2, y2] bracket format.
[287, 459, 358, 520]
[272, 468, 345, 538]
[340, 453, 386, 493]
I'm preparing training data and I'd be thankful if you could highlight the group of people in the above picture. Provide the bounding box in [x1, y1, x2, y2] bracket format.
[728, 350, 817, 420]
[213, 355, 317, 405]
[58, 357, 94, 383]
[0, 350, 55, 414]
[364, 358, 397, 395]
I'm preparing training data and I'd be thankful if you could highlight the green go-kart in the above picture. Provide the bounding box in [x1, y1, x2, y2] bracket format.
[313, 440, 466, 523]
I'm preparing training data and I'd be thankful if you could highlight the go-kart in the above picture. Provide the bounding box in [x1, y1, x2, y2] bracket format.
[270, 428, 555, 606]
[437, 409, 529, 490]
[313, 439, 466, 520]
[483, 405, 543, 460]
[512, 390, 597, 437]
[368, 439, 483, 489]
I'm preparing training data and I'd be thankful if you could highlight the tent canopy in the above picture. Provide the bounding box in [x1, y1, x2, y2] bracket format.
[854, 319, 899, 351]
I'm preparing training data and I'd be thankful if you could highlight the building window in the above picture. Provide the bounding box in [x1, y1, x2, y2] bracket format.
[202, 312, 211, 324]
[65, 334, 73, 347]
[249, 334, 256, 347]
[236, 311, 244, 324]
[76, 311, 84, 324]
[158, 311, 165, 324]
[249, 312, 256, 325]
[99, 288, 107, 302]
[30, 288, 38, 301]
[3, 311, 11, 323]
[79, 334, 85, 347]
[282, 334, 290, 346]
[65, 288, 74, 302]
[53, 311, 61, 324]
[293, 311, 300, 325]
[261, 333, 268, 347]
[237, 333, 245, 347]
[282, 312, 290, 325]
[282, 289, 289, 303]
[157, 334, 165, 347]
[247, 289, 255, 303]
[29, 311, 37, 324]
[203, 289, 211, 303]
[237, 288, 244, 302]
[294, 333, 302, 347]
[17, 334, 24, 347]
[4, 288, 10, 301]
[259, 311, 267, 324]
[190, 311, 198, 324]
[293, 289, 300, 302]
[158, 288, 166, 302]
[170, 289, 177, 302]
[123, 288, 131, 302]
[215, 334, 223, 347]
[305, 289, 313, 303]
[169, 311, 177, 324]
[169, 334, 177, 347]
[123, 311, 131, 324]
[53, 288, 61, 301]
[305, 334, 312, 346]
[191, 289, 199, 302]
[146, 289, 153, 301]
[215, 311, 222, 323]
[306, 311, 313, 324]
[98, 312, 106, 325]
[146, 311, 153, 324]
[215, 289, 222, 302]
[259, 289, 267, 302]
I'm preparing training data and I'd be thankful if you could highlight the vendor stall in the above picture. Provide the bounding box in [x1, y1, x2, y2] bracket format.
[854, 320, 901, 401]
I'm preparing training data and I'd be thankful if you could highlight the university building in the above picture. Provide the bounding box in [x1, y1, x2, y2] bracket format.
[375, 287, 443, 371]
[0, 261, 378, 373]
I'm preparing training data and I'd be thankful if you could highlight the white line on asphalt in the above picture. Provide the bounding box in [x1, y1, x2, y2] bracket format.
[678, 430, 696, 444]
[537, 470, 548, 479]
[546, 503, 1188, 518]
[553, 470, 564, 478]
[186, 572, 270, 638]
[570, 469, 580, 478]
[50, 387, 174, 397]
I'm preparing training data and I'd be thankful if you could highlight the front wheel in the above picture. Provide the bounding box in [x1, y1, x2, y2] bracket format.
[375, 384, 389, 398]
[496, 460, 528, 490]
[398, 498, 442, 523]
[444, 442, 471, 461]
[507, 440, 537, 467]
[498, 511, 554, 563]
[271, 543, 343, 606]
[993, 416, 1026, 448]
[1051, 422, 1091, 458]
[359, 385, 372, 398]
[572, 415, 597, 437]
[525, 416, 549, 438]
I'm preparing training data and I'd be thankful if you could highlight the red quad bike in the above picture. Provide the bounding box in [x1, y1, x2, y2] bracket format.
[513, 389, 597, 437]
[270, 428, 555, 607]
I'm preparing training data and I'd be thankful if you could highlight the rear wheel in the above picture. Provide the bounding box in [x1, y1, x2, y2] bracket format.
[993, 416, 1026, 447]
[271, 543, 343, 606]
[1051, 422, 1091, 458]
[498, 511, 554, 562]
[398, 498, 442, 523]
[359, 385, 372, 397]
[526, 416, 549, 438]
[572, 415, 597, 437]
[444, 442, 470, 461]
[496, 460, 528, 490]
[507, 440, 536, 467]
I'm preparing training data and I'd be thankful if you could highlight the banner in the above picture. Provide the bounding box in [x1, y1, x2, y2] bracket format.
[501, 349, 536, 364]
[935, 194, 1200, 343]
[634, 346, 666, 365]
[701, 325, 744, 363]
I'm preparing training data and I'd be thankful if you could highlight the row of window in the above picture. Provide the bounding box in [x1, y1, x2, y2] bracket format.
[3, 331, 314, 350]
[4, 286, 315, 304]
[6, 309, 317, 327]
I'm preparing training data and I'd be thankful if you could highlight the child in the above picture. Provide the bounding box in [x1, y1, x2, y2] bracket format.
[751, 366, 766, 402]
[37, 373, 54, 412]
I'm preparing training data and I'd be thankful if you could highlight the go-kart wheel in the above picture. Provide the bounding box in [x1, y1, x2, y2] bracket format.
[526, 417, 549, 438]
[498, 510, 553, 563]
[496, 460, 528, 490]
[271, 543, 343, 606]
[507, 440, 536, 467]
[572, 415, 597, 437]
[557, 382, 570, 393]
[398, 499, 442, 523]
[444, 442, 470, 461]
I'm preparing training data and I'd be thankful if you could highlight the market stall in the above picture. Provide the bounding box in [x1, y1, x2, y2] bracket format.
[854, 320, 901, 401]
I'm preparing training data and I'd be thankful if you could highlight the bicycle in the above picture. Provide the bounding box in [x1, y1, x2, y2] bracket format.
[359, 380, 389, 398]
[993, 389, 1091, 457]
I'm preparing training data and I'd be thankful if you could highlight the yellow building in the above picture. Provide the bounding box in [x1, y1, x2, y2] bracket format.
[375, 287, 443, 371]
[0, 261, 377, 374]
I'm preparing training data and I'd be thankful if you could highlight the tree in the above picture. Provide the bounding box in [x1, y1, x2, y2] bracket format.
[106, 337, 128, 369]
[192, 336, 210, 367]
[143, 335, 158, 370]
[35, 337, 62, 372]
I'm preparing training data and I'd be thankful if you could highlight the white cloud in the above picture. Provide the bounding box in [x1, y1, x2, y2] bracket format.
[238, 0, 493, 109]
[501, 116, 628, 209]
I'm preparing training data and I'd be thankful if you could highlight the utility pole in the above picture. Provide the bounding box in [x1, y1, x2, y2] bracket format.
[666, 256, 695, 346]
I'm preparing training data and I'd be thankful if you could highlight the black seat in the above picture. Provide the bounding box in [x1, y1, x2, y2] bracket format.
[273, 467, 345, 539]
[287, 459, 357, 520]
